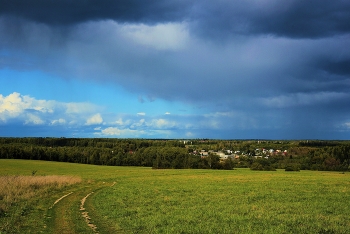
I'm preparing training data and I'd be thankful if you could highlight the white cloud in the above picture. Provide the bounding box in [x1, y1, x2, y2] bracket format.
[0, 92, 103, 128]
[186, 132, 195, 138]
[68, 120, 77, 125]
[130, 119, 145, 128]
[147, 119, 177, 129]
[0, 92, 27, 121]
[112, 117, 131, 126]
[204, 111, 236, 118]
[115, 118, 124, 125]
[25, 113, 44, 125]
[344, 122, 350, 129]
[101, 127, 122, 135]
[22, 96, 55, 113]
[51, 118, 66, 125]
[0, 92, 55, 124]
[165, 112, 171, 115]
[97, 126, 175, 138]
[98, 127, 144, 137]
[85, 113, 103, 125]
[137, 112, 146, 116]
[66, 102, 101, 114]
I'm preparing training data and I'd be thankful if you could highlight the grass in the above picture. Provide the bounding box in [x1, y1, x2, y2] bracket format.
[0, 159, 349, 233]
[93, 170, 350, 233]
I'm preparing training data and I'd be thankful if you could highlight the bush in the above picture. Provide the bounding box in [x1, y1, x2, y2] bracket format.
[285, 164, 300, 171]
[250, 162, 264, 170]
[250, 159, 276, 171]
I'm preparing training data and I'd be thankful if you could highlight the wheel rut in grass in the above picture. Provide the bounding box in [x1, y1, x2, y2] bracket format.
[81, 192, 99, 233]
[49, 192, 73, 209]
[46, 181, 117, 234]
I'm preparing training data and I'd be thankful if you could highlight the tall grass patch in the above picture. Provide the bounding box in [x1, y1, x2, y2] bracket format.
[0, 175, 81, 233]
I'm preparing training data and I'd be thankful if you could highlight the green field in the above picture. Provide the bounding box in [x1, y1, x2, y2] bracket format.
[1, 159, 349, 233]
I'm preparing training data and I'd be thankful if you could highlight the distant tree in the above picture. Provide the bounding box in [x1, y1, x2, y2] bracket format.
[250, 158, 276, 171]
[208, 154, 221, 169]
[222, 158, 234, 170]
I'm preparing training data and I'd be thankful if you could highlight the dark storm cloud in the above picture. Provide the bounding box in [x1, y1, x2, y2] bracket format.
[319, 59, 350, 76]
[1, 0, 350, 38]
[1, 0, 350, 139]
[0, 0, 193, 25]
[194, 0, 350, 38]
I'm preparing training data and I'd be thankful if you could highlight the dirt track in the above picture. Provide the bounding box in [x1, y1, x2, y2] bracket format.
[45, 182, 118, 234]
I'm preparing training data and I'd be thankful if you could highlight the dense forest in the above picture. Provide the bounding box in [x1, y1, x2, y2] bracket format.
[0, 138, 349, 171]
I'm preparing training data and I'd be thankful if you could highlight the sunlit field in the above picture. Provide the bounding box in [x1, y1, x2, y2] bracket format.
[0, 159, 349, 233]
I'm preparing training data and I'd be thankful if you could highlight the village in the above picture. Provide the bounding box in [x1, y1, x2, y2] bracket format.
[192, 148, 288, 161]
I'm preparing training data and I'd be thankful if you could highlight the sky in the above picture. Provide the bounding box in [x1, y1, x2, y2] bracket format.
[0, 0, 350, 139]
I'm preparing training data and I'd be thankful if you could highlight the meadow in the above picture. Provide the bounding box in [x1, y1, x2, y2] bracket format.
[0, 159, 349, 233]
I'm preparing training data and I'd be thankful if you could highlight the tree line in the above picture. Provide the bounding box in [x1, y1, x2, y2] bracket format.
[0, 138, 349, 171]
[0, 138, 232, 169]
